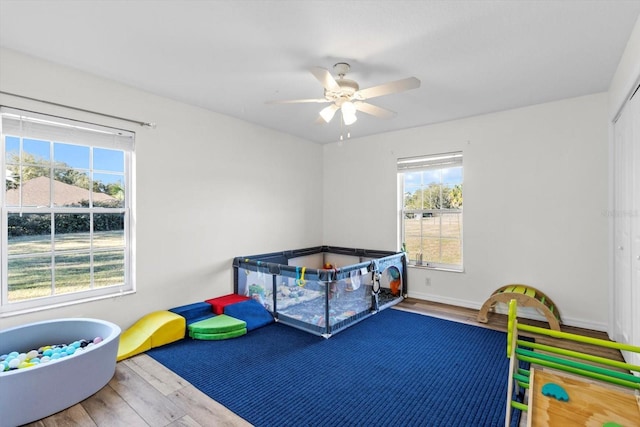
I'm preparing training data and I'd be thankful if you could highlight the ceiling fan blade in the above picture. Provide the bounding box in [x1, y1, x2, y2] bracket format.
[356, 77, 421, 100]
[318, 104, 340, 123]
[310, 67, 341, 92]
[266, 98, 329, 104]
[354, 101, 396, 119]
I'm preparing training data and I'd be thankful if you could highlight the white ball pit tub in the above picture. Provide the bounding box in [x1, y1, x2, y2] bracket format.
[0, 318, 121, 427]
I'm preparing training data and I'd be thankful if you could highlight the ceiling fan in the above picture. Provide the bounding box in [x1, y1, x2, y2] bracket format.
[268, 62, 421, 126]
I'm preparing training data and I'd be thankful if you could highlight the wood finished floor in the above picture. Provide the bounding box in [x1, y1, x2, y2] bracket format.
[23, 298, 624, 427]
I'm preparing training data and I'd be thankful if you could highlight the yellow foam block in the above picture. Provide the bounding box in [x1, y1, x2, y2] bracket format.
[117, 311, 185, 361]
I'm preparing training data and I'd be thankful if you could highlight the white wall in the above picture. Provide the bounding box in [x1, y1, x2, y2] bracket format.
[324, 93, 609, 330]
[0, 39, 624, 332]
[0, 48, 323, 330]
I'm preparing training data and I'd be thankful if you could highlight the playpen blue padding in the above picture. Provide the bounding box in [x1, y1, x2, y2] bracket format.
[252, 254, 288, 265]
[224, 299, 274, 331]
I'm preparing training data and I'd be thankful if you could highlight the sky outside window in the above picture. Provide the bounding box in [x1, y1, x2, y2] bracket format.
[404, 167, 463, 195]
[4, 135, 124, 173]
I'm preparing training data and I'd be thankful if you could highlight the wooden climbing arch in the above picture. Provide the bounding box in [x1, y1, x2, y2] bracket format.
[477, 284, 562, 331]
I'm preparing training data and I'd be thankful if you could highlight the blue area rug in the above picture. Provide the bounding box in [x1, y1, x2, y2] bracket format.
[148, 309, 520, 426]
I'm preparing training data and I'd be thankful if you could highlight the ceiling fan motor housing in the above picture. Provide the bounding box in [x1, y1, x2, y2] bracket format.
[325, 78, 359, 104]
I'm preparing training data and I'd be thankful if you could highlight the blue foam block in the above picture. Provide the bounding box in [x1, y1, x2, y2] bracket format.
[223, 299, 274, 331]
[170, 302, 216, 336]
[169, 302, 214, 322]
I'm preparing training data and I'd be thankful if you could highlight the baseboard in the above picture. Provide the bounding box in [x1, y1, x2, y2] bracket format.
[407, 291, 609, 333]
[408, 292, 480, 311]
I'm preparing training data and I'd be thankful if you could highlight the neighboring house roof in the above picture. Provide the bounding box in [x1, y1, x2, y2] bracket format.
[5, 176, 117, 207]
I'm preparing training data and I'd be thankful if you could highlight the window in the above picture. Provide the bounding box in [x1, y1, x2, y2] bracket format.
[398, 152, 463, 271]
[1, 107, 134, 314]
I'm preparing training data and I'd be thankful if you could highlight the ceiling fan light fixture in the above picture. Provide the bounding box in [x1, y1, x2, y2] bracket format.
[269, 64, 420, 136]
[343, 112, 357, 126]
[319, 105, 337, 123]
[341, 101, 357, 125]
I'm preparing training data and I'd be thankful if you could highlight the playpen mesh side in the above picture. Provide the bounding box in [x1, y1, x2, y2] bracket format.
[289, 272, 373, 334]
[233, 247, 406, 337]
[235, 270, 374, 335]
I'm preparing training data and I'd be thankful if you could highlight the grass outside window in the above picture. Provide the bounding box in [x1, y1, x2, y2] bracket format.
[7, 231, 124, 302]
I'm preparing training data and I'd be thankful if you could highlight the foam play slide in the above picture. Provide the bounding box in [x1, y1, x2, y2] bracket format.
[117, 311, 185, 361]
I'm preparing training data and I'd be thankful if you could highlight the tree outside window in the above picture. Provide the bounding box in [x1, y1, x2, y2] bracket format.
[399, 153, 463, 270]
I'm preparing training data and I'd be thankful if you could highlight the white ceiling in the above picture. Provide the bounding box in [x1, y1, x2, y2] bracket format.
[1, 0, 639, 144]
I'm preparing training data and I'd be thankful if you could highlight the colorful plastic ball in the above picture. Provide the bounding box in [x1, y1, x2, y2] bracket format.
[40, 356, 51, 363]
[26, 350, 39, 360]
[43, 349, 53, 357]
[8, 359, 20, 369]
[51, 353, 61, 360]
[65, 347, 76, 355]
[8, 351, 19, 358]
[93, 337, 103, 344]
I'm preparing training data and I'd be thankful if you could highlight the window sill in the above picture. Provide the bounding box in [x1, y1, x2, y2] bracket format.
[408, 264, 464, 273]
[0, 289, 136, 318]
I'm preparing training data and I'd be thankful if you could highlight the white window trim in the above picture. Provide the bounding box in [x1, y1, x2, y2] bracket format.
[398, 152, 464, 272]
[1, 107, 135, 316]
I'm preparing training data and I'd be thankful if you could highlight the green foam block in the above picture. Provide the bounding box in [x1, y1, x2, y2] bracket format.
[188, 314, 247, 334]
[190, 328, 247, 340]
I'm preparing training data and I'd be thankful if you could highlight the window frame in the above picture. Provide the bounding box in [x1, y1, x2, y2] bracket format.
[1, 107, 135, 315]
[398, 152, 464, 272]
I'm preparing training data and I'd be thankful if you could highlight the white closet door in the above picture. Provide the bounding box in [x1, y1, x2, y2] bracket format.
[613, 100, 632, 347]
[613, 84, 639, 366]
[631, 89, 640, 363]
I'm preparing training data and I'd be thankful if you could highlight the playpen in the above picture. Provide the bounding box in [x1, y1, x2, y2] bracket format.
[233, 246, 406, 337]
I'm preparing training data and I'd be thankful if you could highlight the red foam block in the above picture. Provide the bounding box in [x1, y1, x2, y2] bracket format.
[205, 294, 250, 315]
